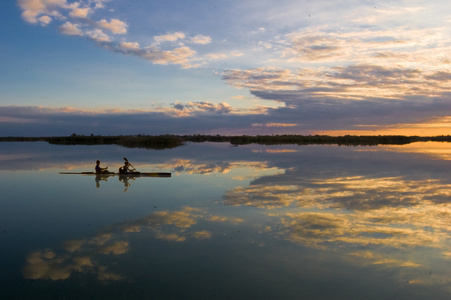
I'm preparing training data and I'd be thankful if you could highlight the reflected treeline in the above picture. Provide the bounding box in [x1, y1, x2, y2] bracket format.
[1, 134, 451, 148]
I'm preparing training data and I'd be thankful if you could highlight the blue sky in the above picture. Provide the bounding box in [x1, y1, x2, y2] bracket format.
[1, 0, 451, 136]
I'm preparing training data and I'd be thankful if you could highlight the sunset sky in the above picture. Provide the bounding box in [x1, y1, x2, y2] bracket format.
[1, 0, 451, 136]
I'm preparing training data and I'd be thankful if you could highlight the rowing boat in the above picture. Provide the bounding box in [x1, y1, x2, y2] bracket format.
[59, 172, 171, 177]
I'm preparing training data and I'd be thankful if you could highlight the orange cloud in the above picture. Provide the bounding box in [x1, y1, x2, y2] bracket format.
[317, 116, 451, 136]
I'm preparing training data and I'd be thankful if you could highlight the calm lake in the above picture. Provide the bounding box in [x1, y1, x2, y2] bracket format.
[1, 141, 451, 299]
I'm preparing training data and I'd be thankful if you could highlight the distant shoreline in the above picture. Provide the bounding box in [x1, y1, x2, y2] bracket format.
[1, 134, 450, 150]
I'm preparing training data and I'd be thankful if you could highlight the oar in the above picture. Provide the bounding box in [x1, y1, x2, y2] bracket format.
[123, 157, 138, 172]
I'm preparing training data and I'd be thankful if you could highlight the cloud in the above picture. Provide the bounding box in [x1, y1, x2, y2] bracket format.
[113, 42, 201, 68]
[144, 46, 197, 68]
[190, 34, 211, 45]
[37, 15, 52, 25]
[119, 41, 140, 50]
[2, 97, 451, 136]
[112, 39, 203, 68]
[18, 0, 111, 24]
[17, 1, 210, 68]
[18, 0, 68, 24]
[317, 116, 451, 136]
[284, 35, 346, 62]
[171, 101, 232, 116]
[0, 105, 257, 136]
[69, 6, 89, 18]
[206, 53, 228, 60]
[86, 28, 111, 42]
[96, 18, 127, 34]
[280, 27, 423, 63]
[9, 0, 451, 135]
[223, 64, 451, 100]
[59, 21, 83, 36]
[213, 18, 451, 134]
[154, 32, 186, 43]
[218, 61, 451, 134]
[266, 123, 297, 127]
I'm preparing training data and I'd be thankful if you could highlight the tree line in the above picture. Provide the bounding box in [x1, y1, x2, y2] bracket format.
[1, 134, 450, 149]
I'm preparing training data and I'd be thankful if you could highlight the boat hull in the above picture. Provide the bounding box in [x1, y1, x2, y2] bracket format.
[60, 172, 171, 177]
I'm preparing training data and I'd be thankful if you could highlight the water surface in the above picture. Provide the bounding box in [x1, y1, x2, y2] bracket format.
[1, 141, 451, 299]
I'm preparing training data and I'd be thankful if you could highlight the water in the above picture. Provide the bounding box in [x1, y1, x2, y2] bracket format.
[1, 141, 451, 299]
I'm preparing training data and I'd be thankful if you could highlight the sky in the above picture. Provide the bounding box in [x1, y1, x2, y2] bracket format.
[1, 0, 451, 136]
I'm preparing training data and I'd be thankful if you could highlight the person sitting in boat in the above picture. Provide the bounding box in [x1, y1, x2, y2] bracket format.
[95, 160, 109, 174]
[119, 161, 132, 174]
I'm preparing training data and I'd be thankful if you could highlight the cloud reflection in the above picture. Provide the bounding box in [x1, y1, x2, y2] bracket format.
[23, 207, 241, 281]
[273, 202, 451, 287]
[381, 141, 451, 160]
[17, 143, 451, 290]
[224, 176, 451, 210]
[219, 158, 451, 287]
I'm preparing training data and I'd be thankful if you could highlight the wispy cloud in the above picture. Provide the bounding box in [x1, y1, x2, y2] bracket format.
[17, 0, 211, 68]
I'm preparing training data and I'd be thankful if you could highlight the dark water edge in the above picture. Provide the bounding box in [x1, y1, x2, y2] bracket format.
[1, 134, 451, 150]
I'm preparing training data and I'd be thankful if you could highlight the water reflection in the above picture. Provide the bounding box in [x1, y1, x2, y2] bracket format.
[381, 141, 451, 160]
[118, 175, 135, 192]
[2, 141, 451, 299]
[94, 174, 137, 191]
[23, 207, 243, 282]
[224, 176, 451, 209]
[95, 173, 114, 188]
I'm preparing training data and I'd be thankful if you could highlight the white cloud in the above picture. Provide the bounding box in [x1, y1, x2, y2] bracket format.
[59, 21, 83, 36]
[69, 7, 89, 18]
[17, 1, 214, 69]
[86, 29, 111, 42]
[112, 42, 202, 68]
[154, 32, 186, 43]
[18, 0, 68, 24]
[119, 41, 140, 51]
[206, 53, 227, 60]
[280, 26, 446, 66]
[190, 34, 211, 45]
[96, 19, 127, 34]
[91, 0, 110, 9]
[143, 46, 197, 69]
[37, 15, 52, 25]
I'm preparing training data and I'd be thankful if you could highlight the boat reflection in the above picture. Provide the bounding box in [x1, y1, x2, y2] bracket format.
[95, 173, 114, 188]
[94, 173, 137, 192]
